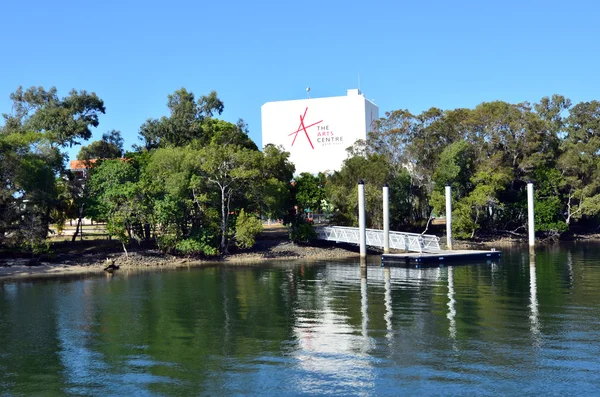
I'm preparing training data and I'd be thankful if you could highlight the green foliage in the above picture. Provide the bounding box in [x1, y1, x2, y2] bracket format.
[294, 172, 326, 213]
[326, 153, 392, 228]
[4, 86, 105, 147]
[19, 212, 52, 257]
[535, 196, 568, 233]
[7, 84, 600, 255]
[176, 233, 219, 257]
[198, 143, 263, 253]
[77, 130, 124, 160]
[235, 209, 263, 249]
[0, 85, 105, 252]
[87, 160, 143, 253]
[288, 216, 317, 243]
[251, 144, 295, 221]
[137, 88, 229, 150]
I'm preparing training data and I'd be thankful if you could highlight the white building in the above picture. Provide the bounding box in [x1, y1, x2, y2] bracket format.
[261, 89, 379, 174]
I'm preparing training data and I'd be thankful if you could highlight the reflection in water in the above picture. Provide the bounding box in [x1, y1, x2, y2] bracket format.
[4, 247, 600, 396]
[529, 255, 541, 347]
[222, 269, 231, 354]
[361, 270, 369, 351]
[384, 268, 392, 343]
[292, 266, 374, 392]
[447, 266, 457, 341]
[56, 281, 104, 393]
[567, 250, 574, 288]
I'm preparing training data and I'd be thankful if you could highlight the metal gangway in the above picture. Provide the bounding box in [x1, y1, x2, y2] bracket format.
[315, 226, 442, 253]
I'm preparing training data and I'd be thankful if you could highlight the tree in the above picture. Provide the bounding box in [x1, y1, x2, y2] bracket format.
[294, 173, 326, 214]
[87, 160, 143, 256]
[77, 130, 124, 160]
[198, 144, 262, 253]
[558, 101, 600, 225]
[326, 154, 392, 228]
[196, 118, 258, 150]
[3, 86, 105, 147]
[235, 209, 263, 249]
[0, 86, 105, 250]
[253, 144, 295, 222]
[137, 88, 225, 150]
[145, 146, 217, 251]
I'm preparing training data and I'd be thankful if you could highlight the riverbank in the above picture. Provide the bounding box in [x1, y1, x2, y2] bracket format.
[0, 229, 361, 281]
[3, 226, 600, 281]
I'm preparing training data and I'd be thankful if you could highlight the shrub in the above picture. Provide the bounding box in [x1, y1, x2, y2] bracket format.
[288, 215, 317, 243]
[176, 237, 219, 256]
[235, 209, 263, 249]
[157, 234, 178, 253]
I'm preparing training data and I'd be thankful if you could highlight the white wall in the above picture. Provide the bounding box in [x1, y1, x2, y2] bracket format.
[261, 90, 378, 174]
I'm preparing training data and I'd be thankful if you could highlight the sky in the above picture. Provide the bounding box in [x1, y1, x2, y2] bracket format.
[1, 0, 599, 161]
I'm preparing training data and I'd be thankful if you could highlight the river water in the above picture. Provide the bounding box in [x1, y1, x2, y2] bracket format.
[1, 244, 600, 396]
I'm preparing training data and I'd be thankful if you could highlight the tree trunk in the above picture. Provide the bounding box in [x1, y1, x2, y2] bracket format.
[71, 206, 84, 242]
[122, 241, 129, 258]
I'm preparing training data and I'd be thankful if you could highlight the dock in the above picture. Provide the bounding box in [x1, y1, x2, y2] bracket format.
[382, 249, 501, 266]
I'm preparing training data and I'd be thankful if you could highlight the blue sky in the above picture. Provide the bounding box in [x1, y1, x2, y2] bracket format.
[1, 0, 598, 160]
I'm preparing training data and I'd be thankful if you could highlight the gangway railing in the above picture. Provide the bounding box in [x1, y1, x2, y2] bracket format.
[315, 226, 441, 253]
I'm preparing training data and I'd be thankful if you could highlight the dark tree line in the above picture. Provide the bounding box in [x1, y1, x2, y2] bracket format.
[325, 95, 600, 239]
[3, 87, 599, 258]
[1, 86, 295, 256]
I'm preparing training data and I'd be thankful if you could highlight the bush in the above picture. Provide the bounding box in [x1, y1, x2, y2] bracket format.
[288, 215, 317, 243]
[235, 209, 263, 249]
[176, 237, 219, 256]
[20, 239, 51, 257]
[157, 234, 178, 253]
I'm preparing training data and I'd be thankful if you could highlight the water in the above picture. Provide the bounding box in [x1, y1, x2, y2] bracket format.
[1, 244, 600, 396]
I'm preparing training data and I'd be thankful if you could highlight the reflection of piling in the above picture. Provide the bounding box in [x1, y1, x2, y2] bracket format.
[383, 184, 390, 254]
[447, 266, 456, 340]
[384, 267, 392, 340]
[527, 182, 535, 251]
[445, 184, 453, 250]
[361, 269, 368, 343]
[358, 180, 367, 260]
[529, 254, 540, 345]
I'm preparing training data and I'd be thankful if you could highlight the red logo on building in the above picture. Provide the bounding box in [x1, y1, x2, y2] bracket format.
[288, 107, 323, 149]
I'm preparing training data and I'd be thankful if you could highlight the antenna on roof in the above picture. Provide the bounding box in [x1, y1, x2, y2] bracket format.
[306, 87, 311, 99]
[358, 72, 360, 92]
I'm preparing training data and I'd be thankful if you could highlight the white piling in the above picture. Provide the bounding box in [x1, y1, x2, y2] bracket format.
[358, 180, 367, 260]
[445, 184, 453, 250]
[383, 183, 390, 254]
[527, 182, 535, 250]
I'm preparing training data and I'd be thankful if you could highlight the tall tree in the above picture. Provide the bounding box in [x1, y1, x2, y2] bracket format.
[3, 86, 105, 147]
[198, 144, 262, 253]
[0, 86, 104, 247]
[137, 88, 225, 150]
[87, 159, 144, 256]
[294, 173, 326, 214]
[77, 130, 124, 160]
[558, 101, 600, 225]
[252, 144, 295, 222]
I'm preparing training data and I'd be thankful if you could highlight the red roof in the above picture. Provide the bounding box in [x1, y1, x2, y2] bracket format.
[69, 159, 97, 169]
[69, 158, 128, 170]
